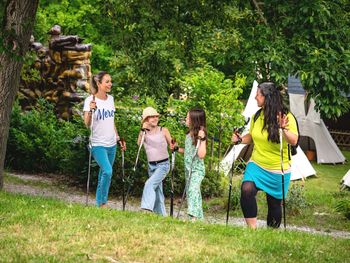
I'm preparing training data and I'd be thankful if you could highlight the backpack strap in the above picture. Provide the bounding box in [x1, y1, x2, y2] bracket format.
[253, 108, 263, 123]
[287, 113, 300, 160]
[288, 144, 291, 161]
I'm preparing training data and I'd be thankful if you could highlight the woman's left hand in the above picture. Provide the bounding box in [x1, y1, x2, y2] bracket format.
[198, 130, 205, 140]
[119, 139, 127, 151]
[278, 113, 289, 129]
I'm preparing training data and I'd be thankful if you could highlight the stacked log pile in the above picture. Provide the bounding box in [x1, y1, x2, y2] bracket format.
[18, 25, 92, 119]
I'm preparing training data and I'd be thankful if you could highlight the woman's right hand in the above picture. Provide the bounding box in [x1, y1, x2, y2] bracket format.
[170, 140, 179, 152]
[231, 132, 241, 144]
[141, 122, 149, 131]
[89, 100, 97, 112]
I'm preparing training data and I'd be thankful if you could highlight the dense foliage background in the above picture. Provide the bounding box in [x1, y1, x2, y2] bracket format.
[32, 0, 350, 118]
[5, 0, 350, 197]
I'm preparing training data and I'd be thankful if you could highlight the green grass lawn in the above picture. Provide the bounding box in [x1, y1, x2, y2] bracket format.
[0, 191, 349, 263]
[205, 150, 350, 231]
[4, 151, 350, 234]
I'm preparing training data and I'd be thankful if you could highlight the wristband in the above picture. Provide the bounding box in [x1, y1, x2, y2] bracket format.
[234, 137, 242, 145]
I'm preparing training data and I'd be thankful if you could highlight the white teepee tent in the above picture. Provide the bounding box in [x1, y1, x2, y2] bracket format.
[220, 80, 316, 181]
[341, 169, 350, 190]
[288, 76, 346, 164]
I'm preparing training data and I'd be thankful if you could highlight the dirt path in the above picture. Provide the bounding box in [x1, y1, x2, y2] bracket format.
[4, 172, 350, 239]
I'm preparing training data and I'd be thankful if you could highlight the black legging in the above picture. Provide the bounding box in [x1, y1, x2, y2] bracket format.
[240, 181, 282, 228]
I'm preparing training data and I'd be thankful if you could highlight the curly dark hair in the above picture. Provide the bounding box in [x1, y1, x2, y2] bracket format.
[258, 82, 288, 143]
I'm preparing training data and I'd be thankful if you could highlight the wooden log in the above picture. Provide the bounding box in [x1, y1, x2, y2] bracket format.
[58, 69, 83, 79]
[34, 88, 41, 97]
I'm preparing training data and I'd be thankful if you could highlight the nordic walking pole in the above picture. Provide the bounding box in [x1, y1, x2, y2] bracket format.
[124, 129, 147, 207]
[176, 127, 203, 219]
[120, 137, 126, 211]
[134, 129, 147, 171]
[226, 120, 248, 225]
[86, 95, 96, 206]
[170, 139, 178, 217]
[226, 132, 239, 225]
[226, 145, 235, 225]
[279, 112, 286, 229]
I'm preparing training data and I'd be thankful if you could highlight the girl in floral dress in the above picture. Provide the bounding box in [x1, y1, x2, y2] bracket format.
[177, 108, 207, 221]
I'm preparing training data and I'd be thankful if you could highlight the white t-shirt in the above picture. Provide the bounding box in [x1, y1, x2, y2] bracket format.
[83, 95, 117, 147]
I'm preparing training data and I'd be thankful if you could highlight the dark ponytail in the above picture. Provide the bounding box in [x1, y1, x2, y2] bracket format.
[90, 71, 108, 94]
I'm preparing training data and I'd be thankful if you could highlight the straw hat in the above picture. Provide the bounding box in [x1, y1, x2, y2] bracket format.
[142, 107, 159, 123]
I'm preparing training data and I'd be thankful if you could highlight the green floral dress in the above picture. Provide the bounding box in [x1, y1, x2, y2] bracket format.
[184, 134, 205, 219]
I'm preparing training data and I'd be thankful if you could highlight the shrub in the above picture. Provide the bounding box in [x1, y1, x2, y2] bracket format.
[335, 199, 350, 220]
[286, 183, 309, 215]
[6, 96, 229, 198]
[6, 100, 88, 176]
[225, 183, 241, 211]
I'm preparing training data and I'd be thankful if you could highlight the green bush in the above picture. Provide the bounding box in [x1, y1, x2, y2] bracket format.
[225, 183, 241, 211]
[201, 170, 225, 198]
[6, 96, 227, 198]
[286, 183, 309, 215]
[335, 199, 350, 220]
[6, 100, 88, 177]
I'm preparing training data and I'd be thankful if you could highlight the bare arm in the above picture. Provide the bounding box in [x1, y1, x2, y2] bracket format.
[114, 126, 127, 151]
[83, 100, 96, 127]
[232, 133, 252, 145]
[279, 114, 298, 145]
[137, 130, 144, 145]
[162, 127, 172, 146]
[281, 129, 298, 145]
[177, 147, 184, 154]
[197, 130, 206, 159]
[197, 140, 206, 159]
[241, 134, 252, 144]
[137, 122, 149, 145]
[84, 111, 93, 127]
[114, 126, 120, 141]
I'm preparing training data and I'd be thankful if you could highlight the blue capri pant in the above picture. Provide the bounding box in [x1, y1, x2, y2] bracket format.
[141, 161, 170, 216]
[91, 145, 116, 206]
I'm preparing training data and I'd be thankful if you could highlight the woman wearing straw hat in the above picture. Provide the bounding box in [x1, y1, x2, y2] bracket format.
[138, 106, 174, 216]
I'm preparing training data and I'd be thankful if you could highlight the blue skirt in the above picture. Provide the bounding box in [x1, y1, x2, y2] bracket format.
[243, 162, 291, 199]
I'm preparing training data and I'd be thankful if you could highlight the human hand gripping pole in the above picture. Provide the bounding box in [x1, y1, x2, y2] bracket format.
[85, 95, 96, 206]
[176, 126, 204, 219]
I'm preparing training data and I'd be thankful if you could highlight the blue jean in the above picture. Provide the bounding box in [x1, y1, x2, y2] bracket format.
[141, 161, 170, 216]
[91, 145, 116, 206]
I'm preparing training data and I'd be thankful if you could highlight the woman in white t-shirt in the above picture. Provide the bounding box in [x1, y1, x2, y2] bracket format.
[83, 71, 126, 208]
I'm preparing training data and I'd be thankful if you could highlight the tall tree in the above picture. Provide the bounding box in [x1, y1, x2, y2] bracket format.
[0, 0, 39, 190]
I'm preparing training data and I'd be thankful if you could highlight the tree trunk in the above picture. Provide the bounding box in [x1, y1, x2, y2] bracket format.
[0, 0, 39, 190]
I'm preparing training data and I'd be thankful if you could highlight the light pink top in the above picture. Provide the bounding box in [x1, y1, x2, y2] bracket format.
[143, 127, 169, 162]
